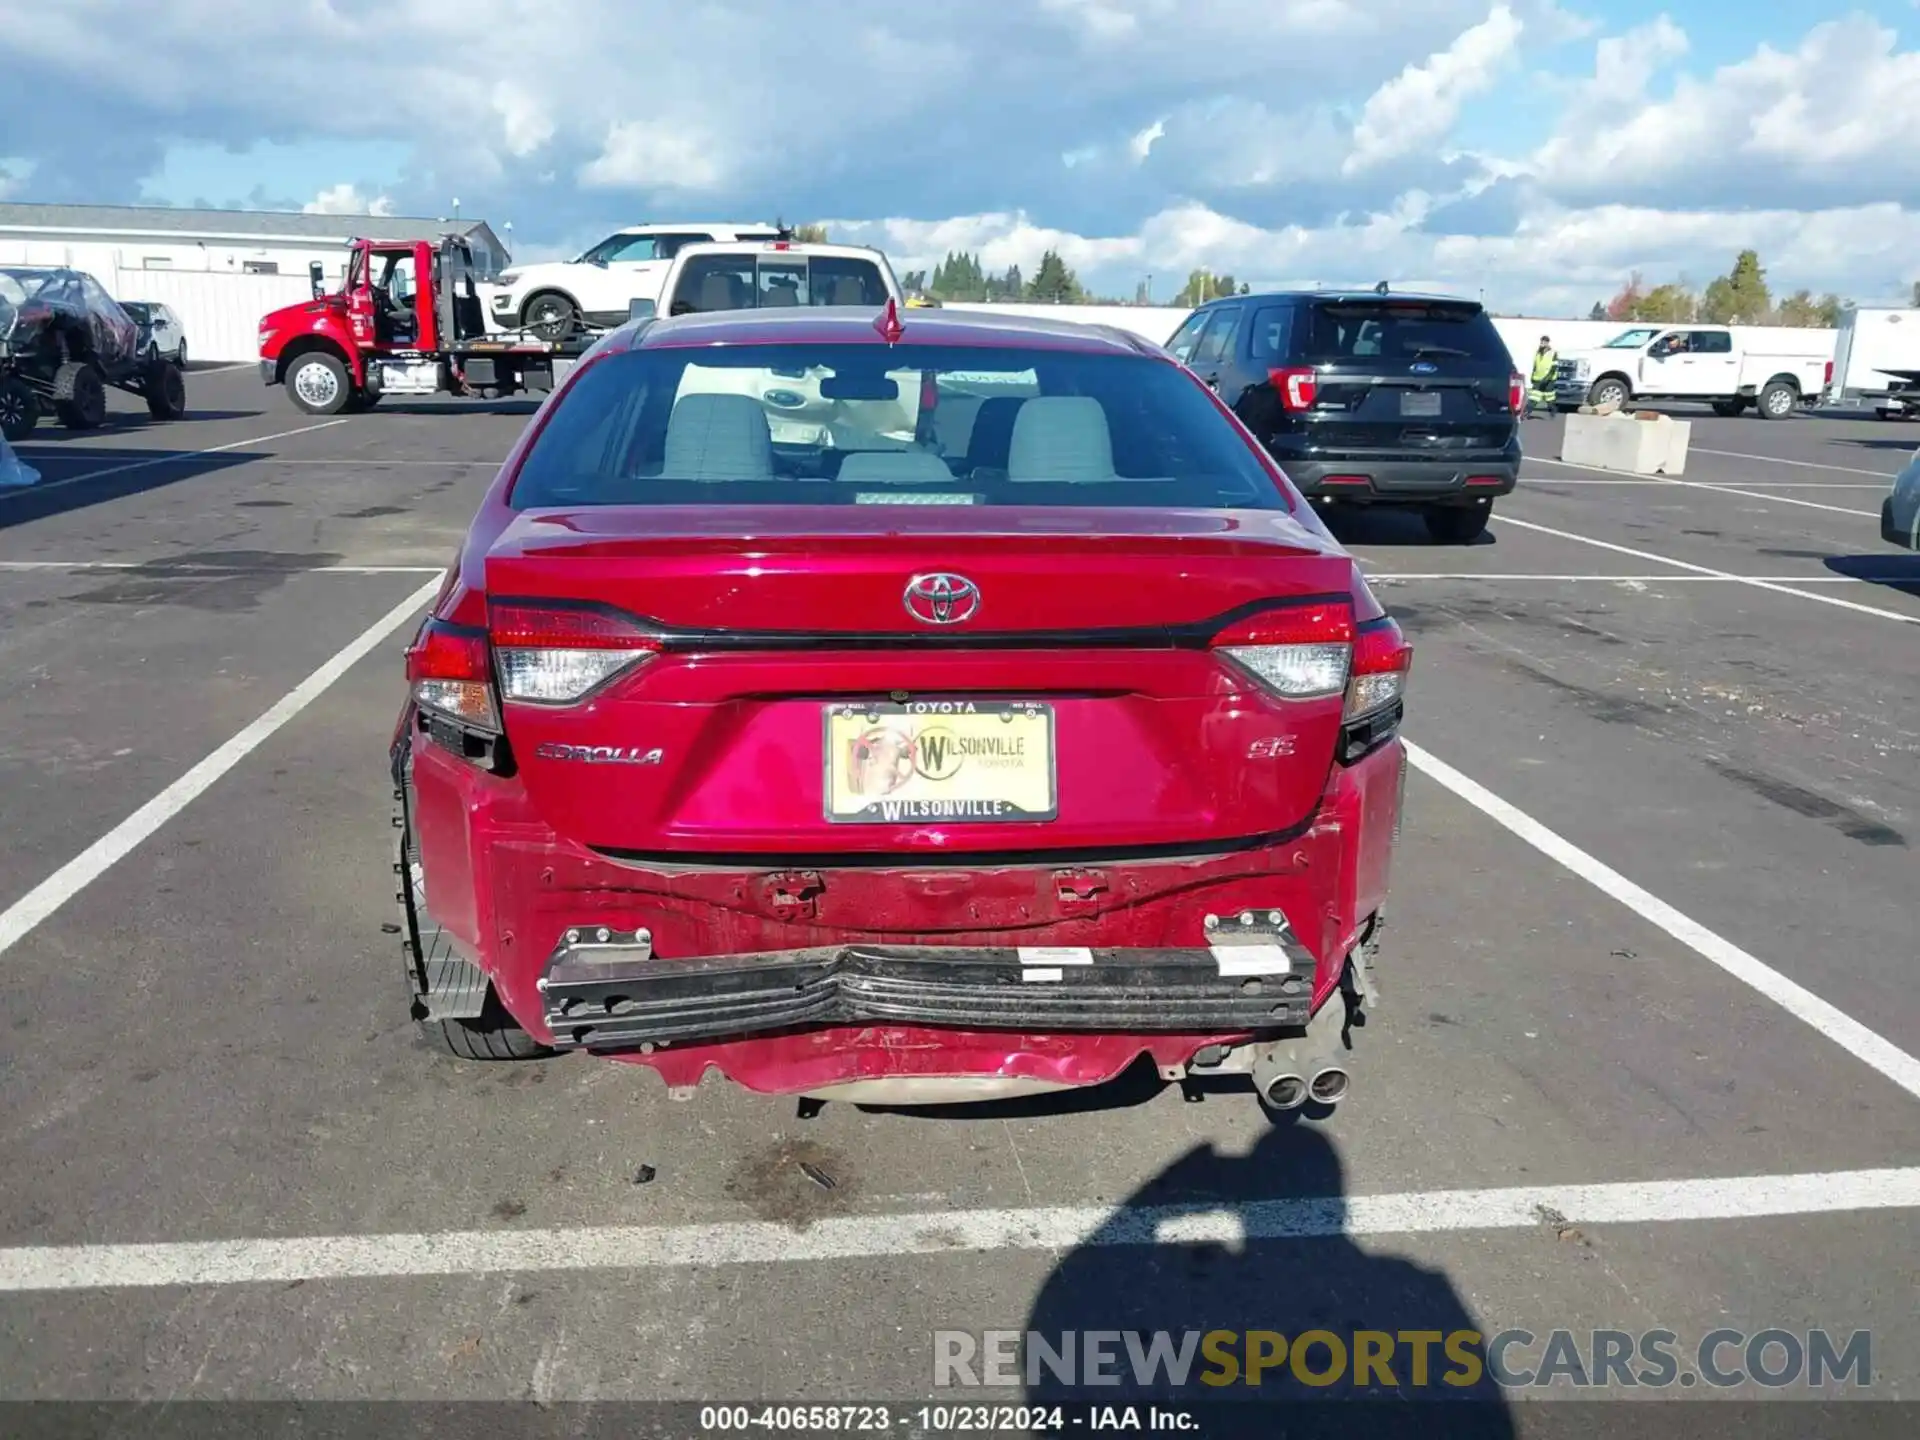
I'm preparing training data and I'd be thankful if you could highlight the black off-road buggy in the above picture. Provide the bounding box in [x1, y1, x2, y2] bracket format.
[0, 265, 187, 441]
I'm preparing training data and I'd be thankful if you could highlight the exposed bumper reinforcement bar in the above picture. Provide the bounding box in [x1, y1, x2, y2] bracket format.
[538, 925, 1318, 1051]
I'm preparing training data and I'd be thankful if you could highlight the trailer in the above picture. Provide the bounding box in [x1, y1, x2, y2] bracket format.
[258, 234, 599, 415]
[1825, 307, 1920, 413]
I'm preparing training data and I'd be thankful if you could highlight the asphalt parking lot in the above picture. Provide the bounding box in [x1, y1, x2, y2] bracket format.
[0, 367, 1916, 1425]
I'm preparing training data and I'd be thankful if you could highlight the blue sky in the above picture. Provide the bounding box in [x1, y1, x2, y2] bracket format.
[6, 2, 1920, 315]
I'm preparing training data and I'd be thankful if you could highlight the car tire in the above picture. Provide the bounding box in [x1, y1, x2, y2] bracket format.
[0, 376, 37, 441]
[396, 747, 552, 1063]
[1424, 505, 1490, 544]
[1711, 399, 1745, 417]
[285, 351, 351, 415]
[144, 360, 187, 420]
[1586, 377, 1629, 410]
[522, 292, 579, 341]
[175, 341, 188, 370]
[52, 361, 107, 430]
[1756, 380, 1797, 420]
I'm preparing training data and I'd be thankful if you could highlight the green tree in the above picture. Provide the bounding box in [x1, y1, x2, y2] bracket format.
[900, 269, 927, 293]
[1816, 293, 1846, 328]
[1910, 279, 1920, 308]
[1636, 283, 1696, 323]
[1588, 301, 1607, 321]
[791, 223, 829, 243]
[1173, 269, 1240, 306]
[1025, 249, 1084, 304]
[1699, 249, 1771, 324]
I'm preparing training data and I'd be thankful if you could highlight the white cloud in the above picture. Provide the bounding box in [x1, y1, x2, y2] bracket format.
[1532, 15, 1920, 207]
[2, 6, 1919, 313]
[1345, 4, 1525, 174]
[303, 183, 394, 216]
[578, 120, 727, 192]
[1129, 119, 1166, 163]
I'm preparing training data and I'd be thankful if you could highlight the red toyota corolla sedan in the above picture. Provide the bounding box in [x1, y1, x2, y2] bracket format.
[391, 302, 1409, 1112]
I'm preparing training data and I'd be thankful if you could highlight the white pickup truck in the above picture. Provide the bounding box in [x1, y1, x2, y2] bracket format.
[627, 238, 903, 321]
[1553, 325, 1832, 420]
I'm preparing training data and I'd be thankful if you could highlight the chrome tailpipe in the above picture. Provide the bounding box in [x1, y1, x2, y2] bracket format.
[1308, 1066, 1351, 1105]
[1252, 1057, 1309, 1112]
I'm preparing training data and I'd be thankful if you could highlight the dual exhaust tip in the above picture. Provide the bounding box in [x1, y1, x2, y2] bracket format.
[1260, 1066, 1350, 1111]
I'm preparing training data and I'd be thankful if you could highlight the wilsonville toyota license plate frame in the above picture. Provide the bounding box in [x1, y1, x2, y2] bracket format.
[823, 699, 1057, 823]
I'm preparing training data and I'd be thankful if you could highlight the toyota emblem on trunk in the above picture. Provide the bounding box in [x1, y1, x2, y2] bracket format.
[904, 572, 980, 625]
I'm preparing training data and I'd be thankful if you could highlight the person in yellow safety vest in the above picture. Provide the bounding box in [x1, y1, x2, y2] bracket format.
[1526, 335, 1558, 417]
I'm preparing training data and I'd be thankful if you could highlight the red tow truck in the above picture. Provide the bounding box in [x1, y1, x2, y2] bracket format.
[257, 235, 595, 415]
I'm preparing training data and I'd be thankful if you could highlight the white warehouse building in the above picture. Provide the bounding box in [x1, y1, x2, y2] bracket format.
[0, 202, 511, 363]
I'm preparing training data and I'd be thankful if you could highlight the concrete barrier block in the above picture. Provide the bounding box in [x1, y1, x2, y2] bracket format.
[1561, 412, 1690, 475]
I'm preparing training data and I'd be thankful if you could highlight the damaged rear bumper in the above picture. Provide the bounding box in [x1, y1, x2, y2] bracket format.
[539, 921, 1318, 1052]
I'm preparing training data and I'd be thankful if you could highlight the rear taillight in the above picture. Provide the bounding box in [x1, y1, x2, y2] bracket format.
[1824, 360, 1834, 388]
[1212, 602, 1355, 699]
[1508, 372, 1524, 412]
[1346, 617, 1411, 721]
[405, 620, 498, 732]
[1268, 366, 1318, 411]
[1211, 605, 1412, 763]
[489, 601, 662, 705]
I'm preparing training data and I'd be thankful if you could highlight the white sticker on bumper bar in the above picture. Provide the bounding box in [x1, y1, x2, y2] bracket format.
[1210, 944, 1292, 976]
[1016, 946, 1092, 983]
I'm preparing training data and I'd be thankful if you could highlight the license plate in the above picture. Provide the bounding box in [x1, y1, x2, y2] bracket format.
[1400, 390, 1443, 417]
[823, 701, 1056, 823]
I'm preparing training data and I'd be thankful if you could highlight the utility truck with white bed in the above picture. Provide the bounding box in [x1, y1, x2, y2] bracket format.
[1553, 324, 1831, 419]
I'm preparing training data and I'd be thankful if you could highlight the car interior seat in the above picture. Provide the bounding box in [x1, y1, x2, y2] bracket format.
[660, 393, 775, 481]
[1006, 396, 1116, 482]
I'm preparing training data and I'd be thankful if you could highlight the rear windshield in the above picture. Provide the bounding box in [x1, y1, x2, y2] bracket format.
[120, 302, 151, 322]
[510, 343, 1288, 512]
[1298, 300, 1508, 364]
[670, 255, 891, 313]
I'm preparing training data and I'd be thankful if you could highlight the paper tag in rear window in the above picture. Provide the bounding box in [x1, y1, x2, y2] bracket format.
[1400, 391, 1443, 417]
[854, 492, 980, 505]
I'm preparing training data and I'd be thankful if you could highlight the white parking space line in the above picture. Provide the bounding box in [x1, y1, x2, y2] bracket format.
[1528, 459, 1880, 519]
[1491, 515, 1920, 626]
[266, 458, 492, 467]
[2, 1166, 1917, 1293]
[0, 419, 351, 501]
[1523, 478, 1886, 489]
[1366, 573, 1875, 583]
[1405, 741, 1920, 1102]
[0, 560, 444, 574]
[1689, 447, 1902, 478]
[0, 577, 441, 961]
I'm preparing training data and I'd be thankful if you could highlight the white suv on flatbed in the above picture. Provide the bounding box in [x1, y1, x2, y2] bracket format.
[486, 222, 781, 338]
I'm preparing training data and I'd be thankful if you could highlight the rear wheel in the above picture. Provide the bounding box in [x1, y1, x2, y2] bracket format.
[144, 361, 187, 420]
[53, 361, 107, 429]
[1424, 504, 1490, 544]
[522, 292, 579, 342]
[0, 376, 37, 440]
[285, 351, 351, 415]
[175, 341, 188, 369]
[396, 746, 551, 1062]
[1711, 398, 1746, 417]
[1757, 380, 1797, 420]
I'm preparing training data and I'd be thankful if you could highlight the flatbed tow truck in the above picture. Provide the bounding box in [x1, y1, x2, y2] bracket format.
[258, 234, 600, 415]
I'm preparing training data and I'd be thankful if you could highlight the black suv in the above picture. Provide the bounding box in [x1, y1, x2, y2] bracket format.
[1167, 289, 1523, 542]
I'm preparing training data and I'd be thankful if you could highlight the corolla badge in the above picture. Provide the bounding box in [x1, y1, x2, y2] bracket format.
[534, 743, 664, 765]
[1410, 361, 1438, 374]
[903, 572, 980, 625]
